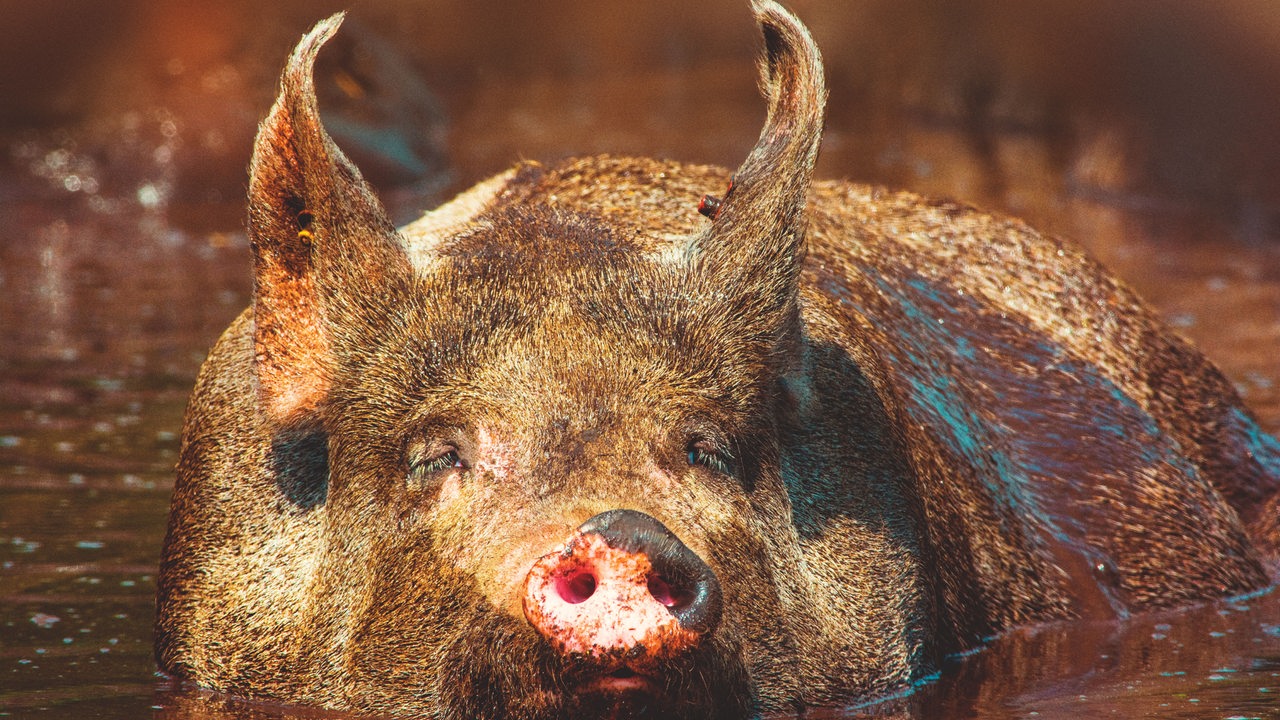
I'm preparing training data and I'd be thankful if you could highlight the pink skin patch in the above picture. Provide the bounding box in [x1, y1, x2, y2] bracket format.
[473, 427, 515, 483]
[522, 531, 702, 665]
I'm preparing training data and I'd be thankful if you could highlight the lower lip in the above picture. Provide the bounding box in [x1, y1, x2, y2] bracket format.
[584, 673, 660, 695]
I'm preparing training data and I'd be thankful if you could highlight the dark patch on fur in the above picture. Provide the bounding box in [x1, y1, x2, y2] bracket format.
[270, 427, 329, 510]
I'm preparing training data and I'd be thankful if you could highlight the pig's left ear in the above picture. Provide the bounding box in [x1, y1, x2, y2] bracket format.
[247, 13, 413, 426]
[687, 0, 825, 335]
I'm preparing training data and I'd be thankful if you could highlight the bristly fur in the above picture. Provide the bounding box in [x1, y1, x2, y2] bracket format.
[156, 2, 1280, 718]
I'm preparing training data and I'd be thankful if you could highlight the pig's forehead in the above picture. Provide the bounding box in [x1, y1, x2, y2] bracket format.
[387, 157, 762, 397]
[408, 276, 711, 388]
[425, 195, 694, 280]
[411, 200, 705, 336]
[426, 321, 747, 440]
[392, 263, 746, 417]
[460, 331, 685, 414]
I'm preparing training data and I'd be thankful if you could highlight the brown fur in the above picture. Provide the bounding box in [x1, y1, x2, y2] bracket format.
[155, 2, 1280, 718]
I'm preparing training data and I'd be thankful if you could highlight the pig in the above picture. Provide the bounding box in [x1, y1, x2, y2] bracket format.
[154, 1, 1280, 718]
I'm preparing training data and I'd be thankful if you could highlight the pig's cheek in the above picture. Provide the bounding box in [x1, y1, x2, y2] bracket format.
[438, 473, 462, 504]
[473, 428, 517, 484]
[473, 460, 508, 487]
[646, 465, 720, 561]
[647, 465, 676, 491]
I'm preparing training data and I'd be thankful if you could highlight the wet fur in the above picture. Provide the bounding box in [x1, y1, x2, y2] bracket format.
[156, 1, 1280, 718]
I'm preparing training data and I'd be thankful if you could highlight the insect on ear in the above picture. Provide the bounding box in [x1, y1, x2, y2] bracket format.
[297, 210, 315, 244]
[697, 176, 736, 220]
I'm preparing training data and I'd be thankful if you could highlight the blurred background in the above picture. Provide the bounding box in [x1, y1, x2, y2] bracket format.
[1, 1, 1279, 718]
[8, 0, 1280, 217]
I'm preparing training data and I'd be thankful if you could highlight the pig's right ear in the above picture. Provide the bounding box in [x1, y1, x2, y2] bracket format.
[247, 14, 412, 427]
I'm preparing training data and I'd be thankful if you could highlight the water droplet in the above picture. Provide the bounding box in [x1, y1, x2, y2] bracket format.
[29, 613, 60, 629]
[93, 377, 123, 392]
[137, 183, 163, 209]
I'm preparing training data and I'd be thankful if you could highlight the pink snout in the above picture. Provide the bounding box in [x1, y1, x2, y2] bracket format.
[521, 509, 722, 661]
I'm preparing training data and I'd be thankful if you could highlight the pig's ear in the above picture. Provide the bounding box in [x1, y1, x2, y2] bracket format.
[687, 0, 825, 326]
[247, 13, 412, 426]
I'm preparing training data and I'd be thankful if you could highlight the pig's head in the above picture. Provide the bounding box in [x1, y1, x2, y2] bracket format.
[160, 2, 921, 717]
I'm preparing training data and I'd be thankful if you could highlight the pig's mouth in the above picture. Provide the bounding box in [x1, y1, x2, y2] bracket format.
[554, 647, 727, 717]
[561, 663, 681, 720]
[577, 664, 662, 696]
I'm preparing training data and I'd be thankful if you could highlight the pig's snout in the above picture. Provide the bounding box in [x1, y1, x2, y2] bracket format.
[522, 509, 722, 661]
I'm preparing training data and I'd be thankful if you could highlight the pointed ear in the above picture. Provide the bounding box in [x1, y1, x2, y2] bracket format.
[248, 13, 412, 426]
[686, 0, 825, 322]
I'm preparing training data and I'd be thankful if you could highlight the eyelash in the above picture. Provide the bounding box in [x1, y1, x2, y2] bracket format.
[688, 444, 734, 476]
[408, 447, 463, 485]
[407, 441, 730, 479]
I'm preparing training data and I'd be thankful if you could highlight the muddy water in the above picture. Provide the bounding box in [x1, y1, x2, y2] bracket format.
[2, 1, 1279, 718]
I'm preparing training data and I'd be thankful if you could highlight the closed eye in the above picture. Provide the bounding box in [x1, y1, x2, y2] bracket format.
[416, 449, 462, 474]
[407, 444, 464, 488]
[687, 444, 734, 476]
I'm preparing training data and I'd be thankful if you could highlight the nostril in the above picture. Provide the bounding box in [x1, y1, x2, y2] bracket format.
[646, 573, 693, 609]
[555, 568, 597, 604]
[576, 509, 723, 635]
[524, 510, 723, 658]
